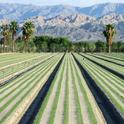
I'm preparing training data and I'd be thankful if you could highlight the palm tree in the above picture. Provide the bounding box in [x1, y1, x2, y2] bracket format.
[0, 24, 10, 52]
[103, 24, 116, 53]
[22, 21, 35, 52]
[9, 21, 18, 52]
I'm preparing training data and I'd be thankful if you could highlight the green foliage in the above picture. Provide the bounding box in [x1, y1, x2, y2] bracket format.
[95, 40, 106, 52]
[0, 20, 123, 53]
[72, 40, 124, 53]
[22, 21, 35, 39]
[33, 36, 70, 52]
[103, 24, 116, 41]
[9, 21, 18, 33]
[0, 24, 11, 52]
[9, 21, 18, 52]
[88, 42, 96, 53]
[16, 37, 36, 52]
[103, 24, 116, 53]
[112, 41, 124, 52]
[22, 21, 35, 52]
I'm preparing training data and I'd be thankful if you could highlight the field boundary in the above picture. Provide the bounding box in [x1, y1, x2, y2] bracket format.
[72, 53, 124, 124]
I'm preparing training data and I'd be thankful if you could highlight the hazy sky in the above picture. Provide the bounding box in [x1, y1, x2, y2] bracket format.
[0, 0, 124, 7]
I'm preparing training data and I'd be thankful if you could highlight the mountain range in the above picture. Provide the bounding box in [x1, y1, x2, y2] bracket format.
[0, 3, 124, 41]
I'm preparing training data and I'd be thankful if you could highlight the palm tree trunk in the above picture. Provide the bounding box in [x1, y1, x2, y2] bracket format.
[108, 45, 111, 53]
[23, 41, 26, 52]
[23, 40, 28, 52]
[14, 41, 16, 52]
[3, 38, 6, 53]
[12, 34, 15, 52]
[25, 41, 28, 52]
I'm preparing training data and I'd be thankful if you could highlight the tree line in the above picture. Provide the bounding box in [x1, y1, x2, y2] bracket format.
[72, 40, 124, 53]
[0, 21, 34, 52]
[0, 21, 123, 53]
[33, 36, 124, 53]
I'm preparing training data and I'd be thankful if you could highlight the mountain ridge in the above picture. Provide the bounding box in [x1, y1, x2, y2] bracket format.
[25, 13, 124, 41]
[0, 3, 124, 21]
[0, 3, 124, 41]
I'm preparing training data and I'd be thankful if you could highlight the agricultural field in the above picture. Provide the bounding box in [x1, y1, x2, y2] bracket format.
[0, 53, 56, 84]
[74, 53, 124, 117]
[0, 53, 47, 68]
[94, 53, 124, 60]
[34, 53, 105, 124]
[79, 53, 124, 78]
[0, 52, 124, 124]
[0, 53, 63, 124]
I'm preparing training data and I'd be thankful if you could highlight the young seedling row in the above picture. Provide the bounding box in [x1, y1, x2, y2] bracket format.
[80, 53, 124, 77]
[0, 53, 57, 84]
[0, 53, 63, 124]
[0, 53, 124, 124]
[34, 53, 106, 124]
[87, 53, 124, 66]
[74, 53, 124, 119]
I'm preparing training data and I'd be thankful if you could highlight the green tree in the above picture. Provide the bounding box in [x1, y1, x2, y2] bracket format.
[88, 42, 96, 53]
[0, 24, 11, 52]
[103, 24, 116, 53]
[22, 21, 35, 52]
[117, 41, 123, 52]
[49, 43, 59, 52]
[16, 37, 24, 52]
[33, 36, 49, 52]
[58, 37, 70, 52]
[9, 21, 18, 52]
[84, 42, 89, 52]
[33, 36, 70, 52]
[27, 40, 36, 52]
[95, 40, 106, 52]
[40, 41, 48, 52]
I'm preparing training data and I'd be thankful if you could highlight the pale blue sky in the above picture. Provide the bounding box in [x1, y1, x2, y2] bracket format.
[0, 0, 124, 7]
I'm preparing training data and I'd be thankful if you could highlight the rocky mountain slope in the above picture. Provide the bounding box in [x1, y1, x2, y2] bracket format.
[0, 3, 124, 41]
[25, 13, 124, 41]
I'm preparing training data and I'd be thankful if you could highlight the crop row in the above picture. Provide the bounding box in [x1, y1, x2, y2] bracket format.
[0, 53, 48, 68]
[87, 53, 124, 66]
[80, 53, 124, 77]
[0, 53, 57, 83]
[34, 53, 106, 124]
[1, 52, 123, 124]
[0, 53, 63, 124]
[94, 53, 124, 60]
[74, 53, 124, 118]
